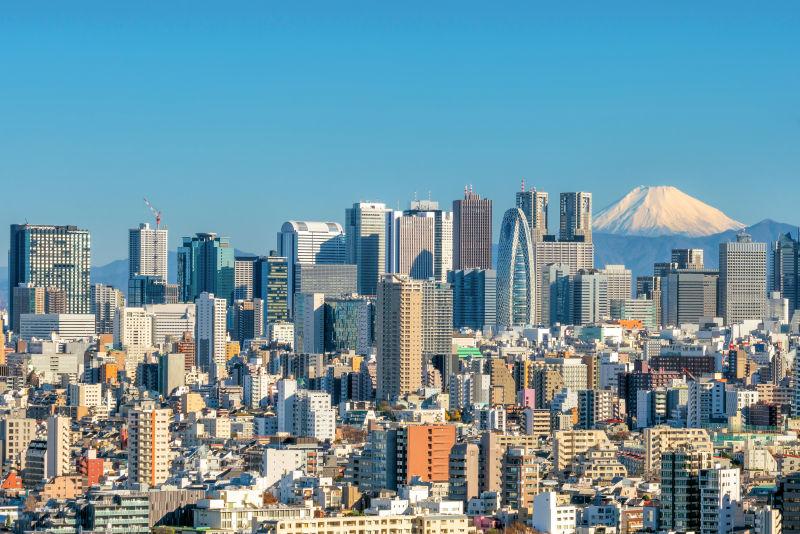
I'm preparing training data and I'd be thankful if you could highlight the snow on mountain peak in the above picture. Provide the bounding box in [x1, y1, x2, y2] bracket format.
[594, 185, 745, 237]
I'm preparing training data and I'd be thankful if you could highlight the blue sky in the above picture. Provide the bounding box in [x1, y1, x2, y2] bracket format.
[1, 2, 798, 264]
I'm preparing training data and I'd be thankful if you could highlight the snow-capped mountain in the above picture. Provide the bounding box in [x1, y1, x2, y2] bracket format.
[594, 185, 744, 237]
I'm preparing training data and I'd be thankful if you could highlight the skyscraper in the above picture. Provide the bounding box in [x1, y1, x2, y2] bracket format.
[128, 223, 168, 282]
[195, 292, 228, 381]
[91, 284, 125, 334]
[452, 187, 492, 270]
[346, 203, 391, 296]
[532, 241, 594, 324]
[559, 192, 592, 242]
[671, 248, 704, 270]
[772, 232, 799, 313]
[9, 224, 92, 321]
[571, 269, 609, 326]
[376, 274, 423, 401]
[393, 211, 436, 279]
[601, 264, 632, 302]
[233, 256, 257, 301]
[294, 292, 325, 354]
[448, 269, 496, 331]
[255, 252, 290, 328]
[515, 182, 549, 241]
[404, 200, 453, 282]
[661, 269, 719, 326]
[177, 233, 235, 304]
[277, 221, 347, 312]
[421, 279, 453, 361]
[719, 231, 767, 324]
[496, 208, 535, 328]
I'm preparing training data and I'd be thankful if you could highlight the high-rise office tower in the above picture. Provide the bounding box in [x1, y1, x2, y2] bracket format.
[128, 223, 168, 282]
[422, 279, 453, 361]
[559, 192, 592, 242]
[10, 284, 68, 333]
[571, 269, 609, 325]
[773, 232, 799, 313]
[661, 269, 719, 326]
[515, 182, 549, 241]
[452, 187, 492, 270]
[127, 404, 171, 487]
[195, 292, 228, 381]
[91, 284, 125, 334]
[233, 256, 256, 301]
[46, 415, 71, 479]
[177, 233, 235, 304]
[496, 208, 535, 328]
[295, 264, 357, 297]
[393, 211, 436, 279]
[128, 276, 178, 307]
[158, 353, 185, 397]
[448, 269, 496, 331]
[532, 241, 594, 324]
[671, 248, 704, 270]
[601, 264, 632, 302]
[278, 221, 347, 312]
[323, 295, 374, 355]
[231, 299, 263, 342]
[719, 232, 767, 324]
[255, 251, 290, 327]
[404, 200, 453, 282]
[542, 263, 571, 326]
[294, 292, 325, 354]
[346, 203, 391, 296]
[9, 224, 92, 320]
[376, 274, 423, 401]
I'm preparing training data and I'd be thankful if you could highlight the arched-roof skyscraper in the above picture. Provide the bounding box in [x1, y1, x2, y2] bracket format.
[496, 208, 535, 328]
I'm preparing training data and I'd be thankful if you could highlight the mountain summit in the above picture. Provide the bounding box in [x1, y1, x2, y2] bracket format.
[594, 185, 744, 237]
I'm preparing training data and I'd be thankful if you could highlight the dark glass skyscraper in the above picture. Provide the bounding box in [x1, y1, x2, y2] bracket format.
[177, 233, 235, 304]
[256, 251, 289, 327]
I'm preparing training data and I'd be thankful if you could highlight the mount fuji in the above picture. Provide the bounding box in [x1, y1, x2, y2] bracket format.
[594, 185, 745, 237]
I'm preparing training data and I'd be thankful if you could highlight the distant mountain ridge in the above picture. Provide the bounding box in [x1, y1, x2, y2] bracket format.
[594, 218, 797, 279]
[594, 185, 744, 237]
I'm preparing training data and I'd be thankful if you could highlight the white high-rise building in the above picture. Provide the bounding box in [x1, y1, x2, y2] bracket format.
[195, 292, 228, 381]
[233, 257, 256, 301]
[277, 221, 346, 313]
[602, 264, 632, 302]
[127, 404, 170, 487]
[144, 303, 196, 346]
[113, 307, 154, 348]
[294, 292, 325, 354]
[346, 203, 392, 296]
[129, 223, 168, 281]
[700, 465, 741, 534]
[292, 390, 336, 442]
[277, 378, 298, 433]
[403, 200, 453, 282]
[46, 415, 71, 479]
[719, 232, 767, 324]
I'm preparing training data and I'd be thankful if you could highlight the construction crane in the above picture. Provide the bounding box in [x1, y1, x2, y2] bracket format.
[143, 198, 162, 229]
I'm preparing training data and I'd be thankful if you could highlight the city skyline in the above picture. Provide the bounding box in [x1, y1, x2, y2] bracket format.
[2, 2, 799, 264]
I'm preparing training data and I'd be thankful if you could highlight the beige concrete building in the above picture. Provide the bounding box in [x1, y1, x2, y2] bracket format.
[479, 432, 540, 493]
[0, 415, 37, 471]
[553, 429, 611, 471]
[376, 275, 423, 401]
[46, 415, 71, 478]
[260, 514, 475, 534]
[127, 405, 171, 487]
[643, 426, 713, 475]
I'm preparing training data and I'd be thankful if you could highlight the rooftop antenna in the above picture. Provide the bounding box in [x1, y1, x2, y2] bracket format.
[521, 178, 525, 192]
[143, 198, 162, 229]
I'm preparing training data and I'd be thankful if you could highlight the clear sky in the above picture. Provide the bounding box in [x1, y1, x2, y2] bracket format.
[1, 2, 798, 264]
